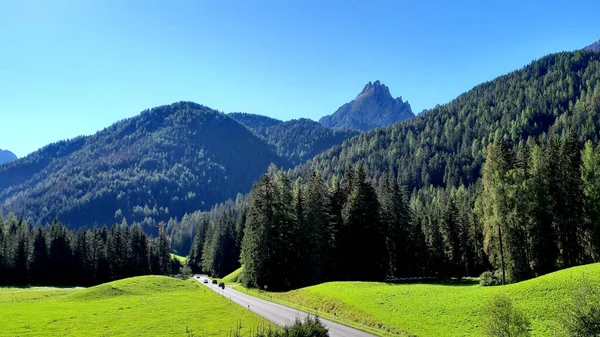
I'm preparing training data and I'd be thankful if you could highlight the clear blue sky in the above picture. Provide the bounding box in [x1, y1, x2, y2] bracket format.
[1, 0, 599, 157]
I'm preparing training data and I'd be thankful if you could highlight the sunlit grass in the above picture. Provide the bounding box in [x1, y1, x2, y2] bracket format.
[238, 263, 600, 337]
[1, 275, 270, 337]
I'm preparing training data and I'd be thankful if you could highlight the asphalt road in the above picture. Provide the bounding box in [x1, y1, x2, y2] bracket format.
[194, 276, 376, 337]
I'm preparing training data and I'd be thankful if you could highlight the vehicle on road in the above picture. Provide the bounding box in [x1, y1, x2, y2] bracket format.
[212, 279, 217, 284]
[219, 282, 225, 289]
[203, 279, 209, 284]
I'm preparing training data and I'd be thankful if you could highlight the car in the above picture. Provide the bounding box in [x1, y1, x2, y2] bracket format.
[212, 279, 217, 284]
[203, 279, 208, 284]
[219, 282, 225, 289]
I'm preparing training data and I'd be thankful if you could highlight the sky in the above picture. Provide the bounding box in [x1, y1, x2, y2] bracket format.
[1, 0, 599, 157]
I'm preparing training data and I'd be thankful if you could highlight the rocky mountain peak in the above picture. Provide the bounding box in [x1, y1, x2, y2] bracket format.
[585, 39, 600, 52]
[318, 81, 414, 131]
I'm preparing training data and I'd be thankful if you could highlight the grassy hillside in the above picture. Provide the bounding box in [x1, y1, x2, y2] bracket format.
[1, 275, 269, 337]
[239, 263, 600, 337]
[219, 267, 244, 284]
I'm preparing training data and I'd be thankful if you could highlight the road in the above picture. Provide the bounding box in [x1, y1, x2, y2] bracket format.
[194, 276, 376, 337]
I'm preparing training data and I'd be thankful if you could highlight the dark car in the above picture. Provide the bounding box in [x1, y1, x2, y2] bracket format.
[212, 279, 217, 284]
[219, 282, 225, 289]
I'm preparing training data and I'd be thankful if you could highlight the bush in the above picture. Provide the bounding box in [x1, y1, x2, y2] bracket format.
[229, 315, 328, 337]
[557, 276, 600, 336]
[482, 293, 530, 337]
[480, 271, 501, 286]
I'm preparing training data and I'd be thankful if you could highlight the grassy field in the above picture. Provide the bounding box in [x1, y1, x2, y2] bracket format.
[171, 253, 187, 264]
[237, 263, 600, 337]
[1, 275, 271, 337]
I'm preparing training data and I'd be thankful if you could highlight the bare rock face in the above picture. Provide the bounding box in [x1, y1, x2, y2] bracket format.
[584, 39, 600, 52]
[0, 149, 17, 165]
[319, 81, 414, 131]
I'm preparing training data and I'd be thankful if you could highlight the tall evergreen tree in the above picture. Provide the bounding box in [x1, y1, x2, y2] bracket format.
[29, 227, 49, 285]
[341, 167, 387, 281]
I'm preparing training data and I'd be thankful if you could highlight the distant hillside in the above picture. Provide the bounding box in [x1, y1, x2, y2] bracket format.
[230, 113, 360, 166]
[0, 102, 286, 229]
[319, 80, 414, 131]
[585, 39, 600, 51]
[0, 149, 17, 165]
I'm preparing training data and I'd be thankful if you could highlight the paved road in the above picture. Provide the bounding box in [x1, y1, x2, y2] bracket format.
[194, 276, 376, 337]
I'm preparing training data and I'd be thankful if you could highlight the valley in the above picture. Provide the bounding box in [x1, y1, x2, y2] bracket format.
[2, 2, 600, 336]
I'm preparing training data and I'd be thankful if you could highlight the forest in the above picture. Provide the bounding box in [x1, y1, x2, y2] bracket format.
[175, 50, 600, 289]
[0, 213, 175, 286]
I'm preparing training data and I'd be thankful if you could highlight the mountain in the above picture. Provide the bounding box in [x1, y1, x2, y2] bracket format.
[585, 39, 600, 51]
[319, 80, 414, 131]
[0, 149, 17, 165]
[295, 50, 600, 192]
[0, 102, 286, 229]
[230, 113, 360, 166]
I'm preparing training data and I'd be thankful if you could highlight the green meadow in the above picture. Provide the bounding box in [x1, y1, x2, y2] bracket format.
[171, 253, 187, 264]
[1, 275, 270, 337]
[236, 263, 600, 337]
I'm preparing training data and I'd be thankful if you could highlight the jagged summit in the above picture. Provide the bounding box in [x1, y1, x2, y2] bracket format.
[585, 39, 600, 51]
[319, 81, 414, 131]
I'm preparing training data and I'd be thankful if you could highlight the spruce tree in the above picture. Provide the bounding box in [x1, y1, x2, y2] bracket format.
[29, 227, 49, 285]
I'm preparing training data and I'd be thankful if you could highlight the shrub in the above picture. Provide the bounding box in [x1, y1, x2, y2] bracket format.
[480, 271, 501, 286]
[482, 293, 530, 337]
[557, 276, 600, 336]
[229, 315, 328, 337]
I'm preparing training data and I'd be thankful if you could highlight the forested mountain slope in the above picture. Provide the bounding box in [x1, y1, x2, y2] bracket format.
[0, 102, 286, 230]
[228, 112, 283, 134]
[294, 51, 600, 191]
[231, 113, 359, 166]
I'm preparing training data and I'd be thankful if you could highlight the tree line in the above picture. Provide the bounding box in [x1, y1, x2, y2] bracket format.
[0, 214, 174, 286]
[185, 130, 600, 290]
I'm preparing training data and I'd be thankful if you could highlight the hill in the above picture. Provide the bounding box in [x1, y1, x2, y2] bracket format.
[231, 113, 360, 166]
[239, 263, 600, 337]
[0, 149, 17, 165]
[295, 51, 600, 192]
[0, 275, 270, 336]
[0, 102, 287, 229]
[319, 80, 414, 131]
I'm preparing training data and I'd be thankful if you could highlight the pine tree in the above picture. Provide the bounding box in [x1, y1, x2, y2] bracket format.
[49, 220, 73, 286]
[130, 224, 149, 276]
[188, 217, 208, 274]
[581, 140, 600, 260]
[305, 173, 330, 284]
[480, 140, 513, 284]
[527, 144, 558, 275]
[380, 176, 412, 277]
[341, 167, 387, 281]
[29, 227, 49, 285]
[241, 174, 276, 288]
